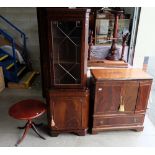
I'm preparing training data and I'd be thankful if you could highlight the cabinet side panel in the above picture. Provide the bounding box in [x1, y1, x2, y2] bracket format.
[82, 12, 89, 88]
[81, 91, 89, 129]
[37, 8, 51, 97]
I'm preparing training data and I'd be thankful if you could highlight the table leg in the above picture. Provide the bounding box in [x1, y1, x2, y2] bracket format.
[33, 122, 43, 127]
[17, 121, 29, 129]
[31, 123, 46, 140]
[15, 122, 30, 146]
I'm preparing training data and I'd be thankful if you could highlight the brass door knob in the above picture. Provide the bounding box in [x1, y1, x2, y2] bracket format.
[118, 96, 125, 112]
[51, 115, 55, 127]
[119, 104, 125, 112]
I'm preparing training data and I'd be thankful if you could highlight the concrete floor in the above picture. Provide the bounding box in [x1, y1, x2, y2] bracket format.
[0, 76, 155, 147]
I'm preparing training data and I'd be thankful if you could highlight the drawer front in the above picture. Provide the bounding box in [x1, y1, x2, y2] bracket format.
[93, 115, 145, 127]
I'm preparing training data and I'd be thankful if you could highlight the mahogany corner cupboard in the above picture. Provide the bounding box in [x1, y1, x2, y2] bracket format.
[90, 68, 153, 134]
[37, 8, 90, 136]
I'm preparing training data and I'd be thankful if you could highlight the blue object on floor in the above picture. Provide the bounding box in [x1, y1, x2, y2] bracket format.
[0, 15, 31, 83]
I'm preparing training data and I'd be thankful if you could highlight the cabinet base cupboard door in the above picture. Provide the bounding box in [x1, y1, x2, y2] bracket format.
[90, 69, 153, 134]
[47, 89, 89, 136]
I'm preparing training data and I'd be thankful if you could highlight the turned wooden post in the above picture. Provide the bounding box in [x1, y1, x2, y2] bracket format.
[106, 10, 123, 61]
[120, 32, 129, 61]
[88, 30, 94, 60]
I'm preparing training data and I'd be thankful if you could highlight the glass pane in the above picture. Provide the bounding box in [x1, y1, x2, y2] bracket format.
[51, 21, 82, 85]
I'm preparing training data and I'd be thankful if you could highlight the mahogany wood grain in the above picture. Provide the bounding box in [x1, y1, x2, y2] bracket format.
[48, 89, 89, 136]
[93, 114, 145, 127]
[9, 99, 46, 120]
[92, 126, 144, 134]
[91, 68, 153, 81]
[37, 8, 50, 97]
[94, 81, 140, 114]
[38, 8, 90, 136]
[9, 99, 46, 146]
[51, 98, 82, 130]
[90, 68, 153, 134]
[135, 81, 152, 113]
[88, 59, 128, 68]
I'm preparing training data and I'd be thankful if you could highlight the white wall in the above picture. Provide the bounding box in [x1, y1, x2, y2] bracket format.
[133, 7, 155, 68]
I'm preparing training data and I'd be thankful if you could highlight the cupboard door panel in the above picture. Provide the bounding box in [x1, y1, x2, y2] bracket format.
[122, 81, 139, 113]
[94, 81, 139, 114]
[135, 81, 152, 112]
[50, 97, 82, 130]
[94, 82, 122, 114]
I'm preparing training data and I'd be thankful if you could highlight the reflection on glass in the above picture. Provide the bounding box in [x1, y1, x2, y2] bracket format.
[95, 19, 130, 45]
[51, 21, 82, 85]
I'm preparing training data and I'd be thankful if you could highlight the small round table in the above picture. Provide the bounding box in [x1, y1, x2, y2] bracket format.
[9, 99, 46, 146]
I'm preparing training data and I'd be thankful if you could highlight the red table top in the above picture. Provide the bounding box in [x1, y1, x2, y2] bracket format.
[9, 99, 46, 120]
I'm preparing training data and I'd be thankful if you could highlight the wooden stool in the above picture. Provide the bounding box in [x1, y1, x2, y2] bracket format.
[9, 99, 46, 146]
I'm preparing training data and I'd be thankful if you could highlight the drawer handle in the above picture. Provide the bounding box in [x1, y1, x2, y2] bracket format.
[51, 115, 55, 127]
[118, 96, 125, 112]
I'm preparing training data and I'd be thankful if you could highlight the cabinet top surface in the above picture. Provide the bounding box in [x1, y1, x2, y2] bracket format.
[91, 68, 153, 81]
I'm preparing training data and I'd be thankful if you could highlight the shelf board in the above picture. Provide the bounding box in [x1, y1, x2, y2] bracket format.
[54, 61, 80, 64]
[88, 59, 129, 68]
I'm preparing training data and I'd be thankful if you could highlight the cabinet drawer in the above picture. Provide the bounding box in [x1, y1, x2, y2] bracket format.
[93, 115, 145, 127]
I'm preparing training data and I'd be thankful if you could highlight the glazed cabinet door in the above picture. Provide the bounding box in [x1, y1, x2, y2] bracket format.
[50, 97, 82, 130]
[94, 81, 139, 114]
[46, 9, 90, 89]
[50, 20, 82, 86]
